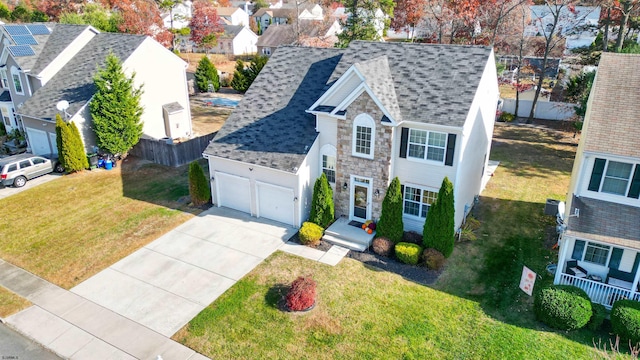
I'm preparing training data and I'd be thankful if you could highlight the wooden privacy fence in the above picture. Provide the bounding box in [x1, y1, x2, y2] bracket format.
[130, 133, 216, 167]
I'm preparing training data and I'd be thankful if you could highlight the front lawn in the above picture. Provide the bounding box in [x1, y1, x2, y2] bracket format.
[0, 158, 201, 289]
[175, 123, 622, 358]
[0, 286, 31, 318]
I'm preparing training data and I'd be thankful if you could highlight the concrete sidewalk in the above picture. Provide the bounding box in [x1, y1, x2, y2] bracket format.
[1, 207, 350, 359]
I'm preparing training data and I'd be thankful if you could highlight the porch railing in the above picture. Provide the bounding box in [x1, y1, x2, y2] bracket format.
[558, 273, 640, 309]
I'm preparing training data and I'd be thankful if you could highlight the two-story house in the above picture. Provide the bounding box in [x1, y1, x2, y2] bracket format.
[0, 23, 192, 156]
[217, 7, 250, 27]
[209, 25, 257, 56]
[554, 53, 640, 309]
[203, 41, 499, 249]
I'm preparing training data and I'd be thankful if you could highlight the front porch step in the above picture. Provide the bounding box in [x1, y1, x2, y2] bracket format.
[323, 233, 369, 252]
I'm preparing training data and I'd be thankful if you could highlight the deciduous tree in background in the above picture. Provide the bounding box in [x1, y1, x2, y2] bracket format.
[189, 0, 223, 52]
[90, 53, 144, 156]
[391, 0, 426, 41]
[59, 3, 121, 32]
[423, 177, 455, 258]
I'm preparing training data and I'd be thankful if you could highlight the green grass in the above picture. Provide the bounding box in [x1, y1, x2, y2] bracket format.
[175, 124, 632, 358]
[0, 158, 204, 289]
[0, 286, 31, 318]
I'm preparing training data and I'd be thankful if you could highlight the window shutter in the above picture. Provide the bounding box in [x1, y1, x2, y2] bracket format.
[628, 165, 640, 199]
[571, 240, 585, 260]
[399, 128, 408, 158]
[588, 158, 606, 192]
[632, 253, 640, 275]
[400, 185, 405, 197]
[445, 134, 456, 166]
[609, 248, 624, 270]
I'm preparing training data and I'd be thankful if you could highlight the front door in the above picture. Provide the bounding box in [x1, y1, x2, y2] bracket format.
[350, 176, 372, 222]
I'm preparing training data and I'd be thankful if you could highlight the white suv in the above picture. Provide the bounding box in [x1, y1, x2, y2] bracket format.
[0, 153, 63, 187]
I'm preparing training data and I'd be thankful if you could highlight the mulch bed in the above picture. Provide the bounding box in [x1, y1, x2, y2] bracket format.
[288, 232, 441, 286]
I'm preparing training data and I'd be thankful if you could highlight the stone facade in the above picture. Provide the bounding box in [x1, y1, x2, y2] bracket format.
[335, 91, 393, 220]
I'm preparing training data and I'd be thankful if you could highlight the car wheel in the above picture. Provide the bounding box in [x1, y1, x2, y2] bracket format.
[13, 176, 27, 188]
[54, 163, 65, 173]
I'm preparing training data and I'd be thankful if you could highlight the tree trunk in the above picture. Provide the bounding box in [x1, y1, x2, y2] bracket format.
[615, 1, 632, 52]
[491, 2, 506, 45]
[603, 8, 610, 52]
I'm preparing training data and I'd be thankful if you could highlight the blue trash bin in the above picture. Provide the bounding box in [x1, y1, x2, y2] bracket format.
[97, 159, 105, 168]
[105, 160, 113, 170]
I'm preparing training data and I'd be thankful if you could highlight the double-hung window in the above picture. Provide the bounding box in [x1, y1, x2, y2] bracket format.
[407, 129, 447, 163]
[403, 186, 438, 218]
[588, 158, 640, 198]
[583, 242, 610, 266]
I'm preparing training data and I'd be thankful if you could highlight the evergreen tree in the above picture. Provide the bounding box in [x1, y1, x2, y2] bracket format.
[55, 115, 88, 173]
[189, 161, 211, 206]
[230, 59, 248, 92]
[336, 0, 395, 48]
[195, 56, 220, 92]
[376, 177, 404, 243]
[309, 173, 334, 228]
[423, 177, 455, 258]
[230, 56, 267, 93]
[90, 53, 143, 156]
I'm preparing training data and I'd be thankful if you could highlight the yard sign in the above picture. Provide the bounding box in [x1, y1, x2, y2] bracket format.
[519, 266, 536, 296]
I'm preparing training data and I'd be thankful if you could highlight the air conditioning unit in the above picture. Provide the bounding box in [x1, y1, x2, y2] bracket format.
[544, 198, 560, 216]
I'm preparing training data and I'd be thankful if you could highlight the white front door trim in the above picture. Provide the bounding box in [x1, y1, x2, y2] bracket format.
[349, 174, 373, 222]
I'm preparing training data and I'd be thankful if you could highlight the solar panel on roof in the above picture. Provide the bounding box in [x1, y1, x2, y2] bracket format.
[4, 25, 30, 36]
[26, 24, 50, 35]
[8, 45, 35, 57]
[12, 35, 37, 45]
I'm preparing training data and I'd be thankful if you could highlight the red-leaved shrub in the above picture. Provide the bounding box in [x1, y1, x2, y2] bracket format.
[286, 276, 317, 311]
[372, 237, 394, 257]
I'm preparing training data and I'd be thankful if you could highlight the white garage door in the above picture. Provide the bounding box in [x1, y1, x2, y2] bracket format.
[215, 172, 251, 213]
[25, 128, 51, 155]
[256, 181, 295, 226]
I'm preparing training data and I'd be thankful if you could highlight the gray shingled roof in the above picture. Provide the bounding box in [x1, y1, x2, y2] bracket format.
[353, 55, 401, 122]
[569, 196, 640, 243]
[253, 8, 295, 18]
[31, 24, 92, 75]
[205, 41, 492, 173]
[1, 23, 57, 72]
[324, 41, 492, 126]
[221, 25, 245, 39]
[256, 24, 296, 47]
[204, 46, 344, 172]
[18, 33, 146, 120]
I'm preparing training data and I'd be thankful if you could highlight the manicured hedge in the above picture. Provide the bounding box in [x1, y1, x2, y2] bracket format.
[611, 300, 640, 345]
[299, 222, 323, 246]
[534, 285, 592, 330]
[423, 248, 445, 270]
[395, 242, 422, 265]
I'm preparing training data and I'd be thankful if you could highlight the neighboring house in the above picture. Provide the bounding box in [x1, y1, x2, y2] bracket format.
[210, 25, 257, 56]
[0, 23, 192, 156]
[253, 8, 295, 34]
[217, 6, 250, 27]
[203, 41, 499, 244]
[554, 53, 640, 309]
[256, 20, 340, 56]
[162, 0, 193, 30]
[525, 5, 600, 50]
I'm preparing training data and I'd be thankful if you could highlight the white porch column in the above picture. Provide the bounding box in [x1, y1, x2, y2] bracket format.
[632, 255, 640, 297]
[554, 233, 570, 284]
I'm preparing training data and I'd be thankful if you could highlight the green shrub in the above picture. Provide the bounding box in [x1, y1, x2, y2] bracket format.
[423, 177, 455, 257]
[376, 177, 404, 243]
[395, 242, 422, 265]
[534, 285, 592, 330]
[188, 161, 211, 206]
[372, 237, 394, 257]
[55, 115, 88, 173]
[423, 248, 445, 270]
[299, 222, 323, 246]
[308, 173, 334, 228]
[498, 111, 516, 122]
[588, 302, 607, 331]
[611, 300, 640, 345]
[195, 56, 220, 92]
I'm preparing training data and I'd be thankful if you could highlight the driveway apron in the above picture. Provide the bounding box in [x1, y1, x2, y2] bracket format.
[71, 207, 296, 337]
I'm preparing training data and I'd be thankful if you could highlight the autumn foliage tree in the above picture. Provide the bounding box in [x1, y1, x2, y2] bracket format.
[189, 0, 223, 52]
[391, 0, 426, 41]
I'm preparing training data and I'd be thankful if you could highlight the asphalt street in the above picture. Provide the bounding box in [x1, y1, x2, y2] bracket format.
[0, 323, 61, 360]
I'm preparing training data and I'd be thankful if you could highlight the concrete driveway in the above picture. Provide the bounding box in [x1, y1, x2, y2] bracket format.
[0, 173, 61, 200]
[71, 207, 296, 337]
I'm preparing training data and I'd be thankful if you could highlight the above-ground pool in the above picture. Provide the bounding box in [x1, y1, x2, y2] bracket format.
[202, 97, 239, 107]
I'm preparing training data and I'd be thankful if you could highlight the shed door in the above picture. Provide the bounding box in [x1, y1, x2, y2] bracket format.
[256, 181, 295, 226]
[215, 172, 251, 214]
[25, 128, 50, 155]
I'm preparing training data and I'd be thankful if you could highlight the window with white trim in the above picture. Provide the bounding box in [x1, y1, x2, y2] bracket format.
[583, 242, 610, 266]
[352, 114, 375, 159]
[10, 67, 23, 94]
[319, 144, 337, 184]
[602, 161, 633, 195]
[0, 69, 8, 89]
[403, 186, 438, 218]
[407, 129, 447, 162]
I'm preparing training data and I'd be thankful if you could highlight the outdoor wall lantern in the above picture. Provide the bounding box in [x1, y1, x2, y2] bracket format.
[343, 182, 348, 190]
[374, 189, 381, 199]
